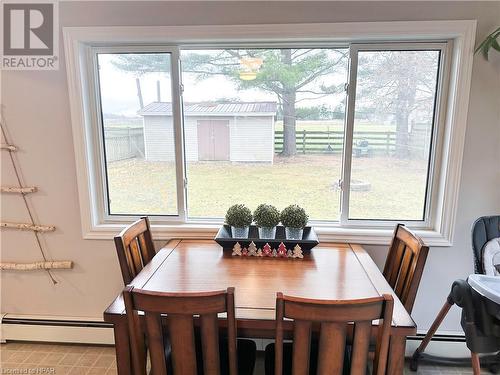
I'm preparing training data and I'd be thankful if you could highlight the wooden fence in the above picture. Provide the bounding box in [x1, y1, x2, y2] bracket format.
[104, 127, 145, 162]
[274, 130, 397, 154]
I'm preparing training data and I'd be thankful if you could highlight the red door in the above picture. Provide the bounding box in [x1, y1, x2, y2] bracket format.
[197, 120, 230, 161]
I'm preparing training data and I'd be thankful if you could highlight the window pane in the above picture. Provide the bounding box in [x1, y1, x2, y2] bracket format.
[97, 52, 178, 215]
[349, 49, 440, 220]
[180, 48, 349, 220]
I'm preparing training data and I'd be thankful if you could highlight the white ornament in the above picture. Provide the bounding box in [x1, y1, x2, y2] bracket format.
[248, 241, 258, 256]
[292, 244, 304, 259]
[232, 242, 242, 256]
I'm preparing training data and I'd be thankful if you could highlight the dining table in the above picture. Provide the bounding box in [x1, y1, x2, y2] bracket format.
[104, 239, 416, 375]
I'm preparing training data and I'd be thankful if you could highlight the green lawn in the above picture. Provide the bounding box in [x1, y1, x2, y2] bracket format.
[107, 154, 428, 221]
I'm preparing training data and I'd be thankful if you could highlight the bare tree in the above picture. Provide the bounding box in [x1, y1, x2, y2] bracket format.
[356, 50, 439, 158]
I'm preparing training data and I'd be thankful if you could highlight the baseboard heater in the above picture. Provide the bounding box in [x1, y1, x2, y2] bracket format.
[0, 316, 115, 345]
[2, 316, 113, 328]
[1, 316, 468, 356]
[408, 333, 466, 342]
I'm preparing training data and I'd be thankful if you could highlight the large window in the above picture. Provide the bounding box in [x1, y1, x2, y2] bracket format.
[96, 44, 442, 224]
[65, 21, 476, 243]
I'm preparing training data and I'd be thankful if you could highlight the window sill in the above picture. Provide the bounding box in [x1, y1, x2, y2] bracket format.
[84, 222, 452, 247]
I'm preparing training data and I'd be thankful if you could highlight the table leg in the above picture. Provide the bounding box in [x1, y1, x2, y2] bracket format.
[113, 317, 132, 375]
[387, 335, 406, 375]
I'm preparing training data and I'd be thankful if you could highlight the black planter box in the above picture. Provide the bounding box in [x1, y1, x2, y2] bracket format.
[214, 225, 319, 253]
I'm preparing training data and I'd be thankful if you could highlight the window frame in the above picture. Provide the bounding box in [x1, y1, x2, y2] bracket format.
[340, 42, 450, 229]
[63, 21, 476, 245]
[91, 45, 187, 223]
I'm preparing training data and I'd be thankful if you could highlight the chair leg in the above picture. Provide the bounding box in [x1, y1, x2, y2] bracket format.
[471, 352, 481, 375]
[410, 298, 454, 371]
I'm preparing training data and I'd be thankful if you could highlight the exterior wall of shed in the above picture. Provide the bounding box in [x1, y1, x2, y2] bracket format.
[143, 115, 275, 162]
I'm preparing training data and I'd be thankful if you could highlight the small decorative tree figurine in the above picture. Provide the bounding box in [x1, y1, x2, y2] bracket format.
[272, 248, 278, 257]
[292, 244, 304, 259]
[248, 241, 258, 256]
[263, 243, 272, 257]
[232, 242, 242, 256]
[278, 242, 287, 257]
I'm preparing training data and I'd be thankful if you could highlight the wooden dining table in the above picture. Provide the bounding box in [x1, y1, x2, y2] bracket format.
[104, 239, 416, 375]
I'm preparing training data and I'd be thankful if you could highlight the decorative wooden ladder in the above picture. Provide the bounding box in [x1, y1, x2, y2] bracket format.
[1, 121, 72, 284]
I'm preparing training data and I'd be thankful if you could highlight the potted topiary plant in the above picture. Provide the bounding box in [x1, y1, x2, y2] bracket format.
[225, 204, 253, 238]
[253, 204, 280, 239]
[281, 204, 309, 240]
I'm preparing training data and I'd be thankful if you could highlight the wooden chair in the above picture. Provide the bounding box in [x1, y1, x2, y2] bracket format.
[123, 286, 256, 375]
[266, 293, 394, 375]
[114, 217, 156, 285]
[383, 224, 429, 313]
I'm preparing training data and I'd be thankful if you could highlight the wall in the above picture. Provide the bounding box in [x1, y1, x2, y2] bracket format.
[1, 1, 499, 337]
[144, 115, 176, 161]
[230, 116, 274, 162]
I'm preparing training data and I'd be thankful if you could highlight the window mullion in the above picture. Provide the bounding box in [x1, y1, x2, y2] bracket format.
[340, 46, 359, 225]
[171, 47, 187, 222]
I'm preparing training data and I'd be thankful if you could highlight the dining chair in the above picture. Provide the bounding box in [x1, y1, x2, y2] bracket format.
[383, 223, 429, 313]
[123, 285, 256, 375]
[114, 216, 156, 285]
[265, 293, 394, 375]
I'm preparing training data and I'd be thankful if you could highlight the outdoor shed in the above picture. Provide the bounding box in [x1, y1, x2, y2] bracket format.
[139, 101, 277, 162]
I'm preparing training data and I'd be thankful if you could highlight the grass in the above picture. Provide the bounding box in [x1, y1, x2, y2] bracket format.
[107, 154, 428, 221]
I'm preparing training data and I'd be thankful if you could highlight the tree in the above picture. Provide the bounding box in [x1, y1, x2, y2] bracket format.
[355, 51, 439, 158]
[112, 49, 348, 156]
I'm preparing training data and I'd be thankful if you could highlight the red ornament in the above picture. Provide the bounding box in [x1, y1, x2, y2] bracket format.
[278, 242, 287, 257]
[263, 243, 272, 257]
[242, 247, 248, 256]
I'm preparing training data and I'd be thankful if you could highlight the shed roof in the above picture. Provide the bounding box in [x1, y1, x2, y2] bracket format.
[138, 101, 277, 116]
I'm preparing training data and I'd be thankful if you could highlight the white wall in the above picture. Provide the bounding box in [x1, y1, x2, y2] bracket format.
[143, 115, 176, 161]
[230, 116, 274, 162]
[1, 1, 499, 337]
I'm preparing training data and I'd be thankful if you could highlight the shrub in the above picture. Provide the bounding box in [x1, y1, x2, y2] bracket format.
[253, 204, 280, 228]
[225, 204, 253, 227]
[280, 205, 309, 229]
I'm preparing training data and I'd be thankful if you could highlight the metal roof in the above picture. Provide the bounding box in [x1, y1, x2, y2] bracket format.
[138, 101, 277, 116]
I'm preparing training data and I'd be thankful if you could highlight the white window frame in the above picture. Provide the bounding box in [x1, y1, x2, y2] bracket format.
[340, 42, 449, 229]
[63, 20, 476, 245]
[91, 46, 186, 223]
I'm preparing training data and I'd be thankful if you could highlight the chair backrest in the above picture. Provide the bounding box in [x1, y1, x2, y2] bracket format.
[114, 217, 156, 285]
[472, 215, 500, 274]
[383, 224, 429, 313]
[123, 286, 238, 375]
[274, 293, 393, 375]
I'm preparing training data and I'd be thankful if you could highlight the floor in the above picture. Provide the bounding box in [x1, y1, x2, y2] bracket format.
[0, 342, 479, 375]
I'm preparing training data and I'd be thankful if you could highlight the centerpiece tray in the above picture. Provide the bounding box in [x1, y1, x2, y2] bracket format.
[214, 225, 319, 253]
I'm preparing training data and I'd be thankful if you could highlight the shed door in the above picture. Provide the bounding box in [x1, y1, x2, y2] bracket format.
[197, 120, 230, 161]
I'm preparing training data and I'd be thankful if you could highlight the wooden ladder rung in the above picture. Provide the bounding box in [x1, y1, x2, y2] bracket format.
[1, 186, 37, 194]
[0, 261, 73, 270]
[0, 222, 55, 232]
[1, 144, 17, 151]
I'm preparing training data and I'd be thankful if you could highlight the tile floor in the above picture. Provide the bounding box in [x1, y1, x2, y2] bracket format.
[0, 342, 478, 374]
